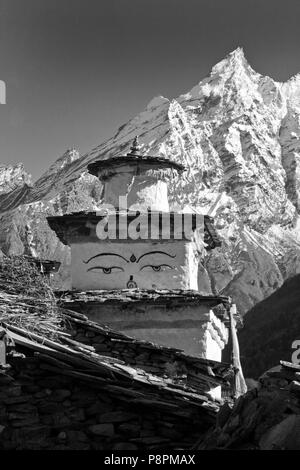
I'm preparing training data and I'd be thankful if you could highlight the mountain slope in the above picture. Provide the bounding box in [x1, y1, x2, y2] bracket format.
[0, 47, 300, 304]
[0, 163, 32, 213]
[239, 273, 300, 378]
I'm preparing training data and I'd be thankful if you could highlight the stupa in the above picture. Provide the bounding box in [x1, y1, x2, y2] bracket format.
[47, 138, 235, 371]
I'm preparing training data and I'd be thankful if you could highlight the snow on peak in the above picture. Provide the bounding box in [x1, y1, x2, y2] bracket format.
[146, 95, 170, 110]
[0, 162, 32, 195]
[211, 47, 257, 76]
[177, 48, 261, 110]
[281, 74, 300, 109]
[57, 148, 80, 169]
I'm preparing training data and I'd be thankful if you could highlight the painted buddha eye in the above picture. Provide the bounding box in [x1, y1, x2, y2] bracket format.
[140, 264, 173, 272]
[152, 266, 162, 272]
[87, 266, 124, 274]
[103, 267, 112, 274]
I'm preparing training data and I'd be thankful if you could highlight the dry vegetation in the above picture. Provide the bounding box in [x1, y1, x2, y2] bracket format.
[0, 255, 63, 339]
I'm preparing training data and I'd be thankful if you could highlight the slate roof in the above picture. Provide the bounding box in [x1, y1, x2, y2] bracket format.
[2, 307, 234, 421]
[24, 256, 61, 275]
[87, 155, 185, 176]
[47, 211, 221, 249]
[58, 288, 230, 314]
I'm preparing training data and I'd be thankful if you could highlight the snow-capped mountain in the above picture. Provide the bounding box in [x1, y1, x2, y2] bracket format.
[1, 47, 300, 309]
[0, 162, 32, 194]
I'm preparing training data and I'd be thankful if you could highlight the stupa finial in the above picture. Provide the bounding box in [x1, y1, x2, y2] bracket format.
[128, 136, 141, 155]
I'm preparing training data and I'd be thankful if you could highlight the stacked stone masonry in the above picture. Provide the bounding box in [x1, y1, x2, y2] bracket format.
[0, 308, 233, 451]
[0, 359, 212, 451]
[198, 361, 300, 450]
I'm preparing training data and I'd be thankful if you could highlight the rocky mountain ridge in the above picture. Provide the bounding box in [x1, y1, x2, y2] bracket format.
[0, 47, 300, 310]
[0, 162, 32, 195]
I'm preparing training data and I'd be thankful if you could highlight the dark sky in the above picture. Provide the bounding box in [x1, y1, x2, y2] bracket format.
[1, 0, 300, 180]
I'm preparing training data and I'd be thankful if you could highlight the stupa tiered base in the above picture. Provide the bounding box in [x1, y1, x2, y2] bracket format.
[58, 289, 230, 362]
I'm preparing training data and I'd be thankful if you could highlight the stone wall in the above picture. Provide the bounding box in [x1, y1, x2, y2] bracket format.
[198, 361, 300, 450]
[0, 354, 214, 451]
[62, 309, 232, 394]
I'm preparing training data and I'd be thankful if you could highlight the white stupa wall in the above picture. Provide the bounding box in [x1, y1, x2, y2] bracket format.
[71, 239, 200, 291]
[75, 301, 228, 363]
[100, 164, 170, 211]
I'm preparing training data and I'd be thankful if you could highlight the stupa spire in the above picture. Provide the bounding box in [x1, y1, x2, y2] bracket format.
[128, 136, 141, 155]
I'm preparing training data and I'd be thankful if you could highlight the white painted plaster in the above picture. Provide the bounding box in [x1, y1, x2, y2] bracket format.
[79, 302, 228, 364]
[101, 164, 169, 211]
[71, 240, 200, 290]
